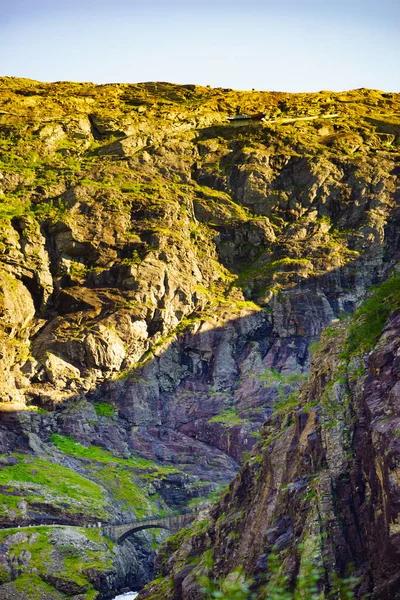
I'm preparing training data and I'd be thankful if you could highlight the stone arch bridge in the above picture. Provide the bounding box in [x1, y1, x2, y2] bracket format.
[103, 510, 199, 544]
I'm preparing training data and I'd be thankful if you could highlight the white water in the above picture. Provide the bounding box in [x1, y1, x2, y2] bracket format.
[113, 593, 138, 600]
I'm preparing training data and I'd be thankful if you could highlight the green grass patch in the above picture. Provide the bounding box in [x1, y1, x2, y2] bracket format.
[0, 493, 24, 518]
[87, 463, 164, 519]
[255, 369, 307, 415]
[0, 526, 114, 598]
[209, 409, 244, 427]
[93, 402, 116, 417]
[0, 196, 31, 221]
[0, 454, 108, 518]
[51, 434, 122, 463]
[13, 573, 63, 600]
[187, 486, 226, 508]
[343, 274, 400, 358]
[49, 435, 182, 519]
[50, 434, 179, 474]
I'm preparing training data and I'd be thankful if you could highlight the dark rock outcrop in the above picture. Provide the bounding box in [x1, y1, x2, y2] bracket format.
[140, 298, 400, 599]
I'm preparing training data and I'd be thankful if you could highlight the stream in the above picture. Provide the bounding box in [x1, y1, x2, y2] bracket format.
[112, 593, 138, 599]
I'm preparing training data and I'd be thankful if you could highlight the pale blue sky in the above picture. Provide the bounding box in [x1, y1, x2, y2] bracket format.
[0, 0, 399, 91]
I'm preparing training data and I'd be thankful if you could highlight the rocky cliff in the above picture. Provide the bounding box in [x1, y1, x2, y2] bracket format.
[0, 78, 399, 599]
[139, 276, 400, 599]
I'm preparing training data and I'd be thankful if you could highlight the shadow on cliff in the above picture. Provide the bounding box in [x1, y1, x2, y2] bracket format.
[2, 239, 399, 482]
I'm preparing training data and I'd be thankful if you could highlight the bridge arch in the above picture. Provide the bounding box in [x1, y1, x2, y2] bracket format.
[103, 510, 200, 544]
[117, 523, 171, 543]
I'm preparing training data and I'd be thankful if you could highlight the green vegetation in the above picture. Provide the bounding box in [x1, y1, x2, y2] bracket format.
[0, 195, 31, 221]
[256, 369, 307, 415]
[50, 434, 178, 473]
[13, 573, 63, 600]
[93, 402, 116, 417]
[49, 434, 183, 518]
[0, 454, 108, 518]
[0, 493, 24, 518]
[199, 544, 357, 599]
[201, 574, 255, 600]
[0, 526, 114, 597]
[86, 462, 163, 519]
[209, 409, 244, 427]
[309, 339, 321, 355]
[187, 486, 226, 508]
[51, 433, 122, 462]
[258, 369, 306, 387]
[343, 274, 400, 358]
[306, 276, 400, 431]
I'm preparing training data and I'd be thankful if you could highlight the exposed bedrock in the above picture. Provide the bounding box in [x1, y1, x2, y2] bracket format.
[140, 305, 400, 599]
[0, 80, 399, 598]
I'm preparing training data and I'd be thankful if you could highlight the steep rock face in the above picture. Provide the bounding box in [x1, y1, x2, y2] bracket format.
[0, 79, 399, 597]
[140, 281, 400, 599]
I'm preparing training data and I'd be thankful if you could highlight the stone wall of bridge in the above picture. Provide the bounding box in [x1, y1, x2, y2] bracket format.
[103, 512, 197, 543]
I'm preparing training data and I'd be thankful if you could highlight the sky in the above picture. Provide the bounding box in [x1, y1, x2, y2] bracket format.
[0, 0, 399, 92]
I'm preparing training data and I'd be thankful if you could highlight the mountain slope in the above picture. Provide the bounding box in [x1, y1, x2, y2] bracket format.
[0, 79, 399, 598]
[139, 275, 400, 599]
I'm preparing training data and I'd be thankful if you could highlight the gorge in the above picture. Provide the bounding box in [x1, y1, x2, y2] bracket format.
[0, 78, 399, 599]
